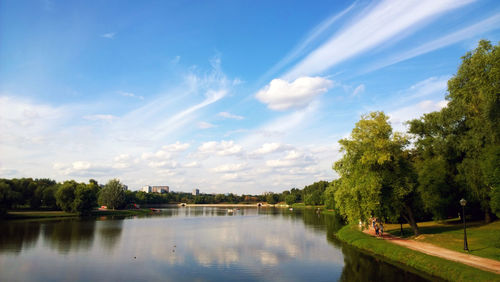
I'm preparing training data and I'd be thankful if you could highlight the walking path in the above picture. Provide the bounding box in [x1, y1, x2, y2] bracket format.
[363, 228, 500, 275]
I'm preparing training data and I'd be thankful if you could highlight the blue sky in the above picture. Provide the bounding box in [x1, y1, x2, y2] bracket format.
[1, 0, 499, 194]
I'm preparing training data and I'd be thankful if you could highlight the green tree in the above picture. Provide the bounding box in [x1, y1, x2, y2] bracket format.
[73, 183, 97, 215]
[55, 181, 77, 212]
[98, 179, 126, 210]
[323, 180, 338, 210]
[285, 194, 297, 205]
[266, 193, 279, 205]
[448, 40, 499, 222]
[334, 112, 420, 235]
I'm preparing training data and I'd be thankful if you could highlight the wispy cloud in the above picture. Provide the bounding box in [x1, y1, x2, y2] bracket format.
[101, 32, 116, 39]
[198, 121, 216, 129]
[351, 84, 365, 96]
[118, 91, 144, 100]
[365, 13, 500, 73]
[83, 114, 117, 122]
[218, 112, 244, 120]
[260, 2, 357, 81]
[283, 0, 474, 80]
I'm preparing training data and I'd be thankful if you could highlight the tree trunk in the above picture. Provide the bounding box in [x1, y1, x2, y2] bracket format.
[402, 205, 420, 236]
[485, 209, 491, 223]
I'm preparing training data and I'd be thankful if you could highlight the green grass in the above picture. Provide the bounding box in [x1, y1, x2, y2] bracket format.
[336, 224, 500, 282]
[6, 210, 78, 219]
[385, 219, 500, 261]
[4, 209, 153, 220]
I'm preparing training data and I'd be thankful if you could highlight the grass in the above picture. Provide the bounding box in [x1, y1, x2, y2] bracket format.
[336, 224, 500, 282]
[385, 219, 500, 261]
[4, 209, 153, 220]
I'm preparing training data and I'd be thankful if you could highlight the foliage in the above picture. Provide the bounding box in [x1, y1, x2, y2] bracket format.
[334, 112, 420, 235]
[266, 193, 279, 204]
[73, 184, 97, 215]
[285, 194, 298, 205]
[324, 181, 338, 210]
[98, 179, 126, 210]
[55, 181, 77, 212]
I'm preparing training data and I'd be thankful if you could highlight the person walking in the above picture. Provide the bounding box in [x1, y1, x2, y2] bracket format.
[375, 224, 380, 236]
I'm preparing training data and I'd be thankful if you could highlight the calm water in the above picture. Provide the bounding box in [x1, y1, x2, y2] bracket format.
[0, 207, 433, 281]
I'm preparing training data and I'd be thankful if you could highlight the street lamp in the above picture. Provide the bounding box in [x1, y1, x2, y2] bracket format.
[460, 198, 469, 251]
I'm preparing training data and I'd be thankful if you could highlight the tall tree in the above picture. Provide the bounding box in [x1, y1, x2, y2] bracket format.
[98, 179, 126, 210]
[334, 112, 420, 235]
[55, 181, 77, 212]
[73, 183, 98, 215]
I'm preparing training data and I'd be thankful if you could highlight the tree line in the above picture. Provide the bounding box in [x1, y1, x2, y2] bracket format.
[329, 40, 499, 235]
[0, 178, 268, 218]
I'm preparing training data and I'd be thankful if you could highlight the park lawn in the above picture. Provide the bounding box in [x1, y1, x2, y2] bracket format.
[6, 210, 78, 219]
[385, 219, 500, 261]
[5, 209, 153, 219]
[336, 224, 500, 282]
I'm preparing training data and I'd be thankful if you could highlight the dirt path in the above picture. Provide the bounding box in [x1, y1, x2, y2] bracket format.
[363, 228, 500, 275]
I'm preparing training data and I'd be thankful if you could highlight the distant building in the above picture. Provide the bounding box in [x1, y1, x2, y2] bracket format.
[123, 185, 128, 191]
[192, 188, 199, 196]
[142, 185, 169, 193]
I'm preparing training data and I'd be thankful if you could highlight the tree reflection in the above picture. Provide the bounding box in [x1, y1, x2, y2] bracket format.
[339, 244, 434, 282]
[0, 221, 41, 253]
[96, 218, 124, 251]
[41, 219, 96, 253]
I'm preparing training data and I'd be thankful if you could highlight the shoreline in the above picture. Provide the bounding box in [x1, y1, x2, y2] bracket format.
[334, 224, 499, 281]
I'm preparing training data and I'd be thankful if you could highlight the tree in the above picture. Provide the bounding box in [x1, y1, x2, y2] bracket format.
[285, 194, 297, 206]
[266, 193, 279, 205]
[323, 180, 338, 210]
[73, 183, 97, 215]
[55, 181, 77, 212]
[334, 112, 420, 235]
[98, 179, 126, 210]
[408, 111, 463, 220]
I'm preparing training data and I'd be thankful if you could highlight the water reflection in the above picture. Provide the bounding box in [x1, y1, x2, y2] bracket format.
[0, 221, 41, 254]
[0, 208, 432, 281]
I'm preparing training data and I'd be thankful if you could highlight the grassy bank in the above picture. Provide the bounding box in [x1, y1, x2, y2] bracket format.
[336, 224, 499, 281]
[385, 219, 500, 261]
[5, 209, 153, 220]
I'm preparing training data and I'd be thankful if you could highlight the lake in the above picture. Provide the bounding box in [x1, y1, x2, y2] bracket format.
[0, 207, 433, 281]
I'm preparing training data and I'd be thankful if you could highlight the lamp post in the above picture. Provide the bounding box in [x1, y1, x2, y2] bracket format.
[460, 198, 469, 251]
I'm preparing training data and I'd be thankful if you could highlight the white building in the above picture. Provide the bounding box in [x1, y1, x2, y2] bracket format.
[142, 185, 169, 193]
[192, 188, 199, 196]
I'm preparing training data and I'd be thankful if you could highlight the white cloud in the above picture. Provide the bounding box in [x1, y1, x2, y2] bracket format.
[404, 76, 450, 99]
[83, 114, 117, 121]
[118, 91, 144, 100]
[148, 160, 178, 169]
[162, 141, 190, 152]
[366, 13, 500, 73]
[256, 76, 334, 110]
[212, 163, 248, 173]
[218, 112, 244, 120]
[352, 84, 365, 96]
[251, 143, 292, 156]
[283, 0, 474, 80]
[389, 100, 448, 131]
[101, 32, 116, 39]
[197, 140, 243, 156]
[198, 121, 216, 129]
[261, 2, 357, 81]
[183, 161, 199, 168]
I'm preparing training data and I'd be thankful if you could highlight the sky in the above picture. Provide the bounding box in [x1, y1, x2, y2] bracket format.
[1, 0, 499, 194]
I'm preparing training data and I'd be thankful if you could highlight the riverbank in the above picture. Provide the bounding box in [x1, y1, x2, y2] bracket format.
[4, 209, 154, 220]
[335, 224, 500, 281]
[385, 219, 500, 261]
